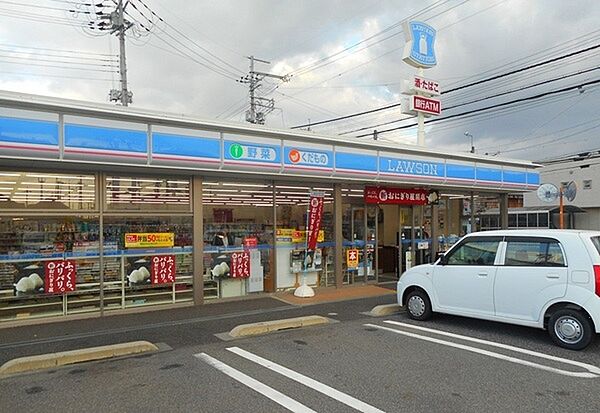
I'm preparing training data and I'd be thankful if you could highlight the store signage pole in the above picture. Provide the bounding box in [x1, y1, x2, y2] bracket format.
[416, 68, 426, 146]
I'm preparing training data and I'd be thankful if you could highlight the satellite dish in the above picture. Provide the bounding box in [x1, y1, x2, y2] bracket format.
[564, 181, 577, 202]
[537, 183, 559, 203]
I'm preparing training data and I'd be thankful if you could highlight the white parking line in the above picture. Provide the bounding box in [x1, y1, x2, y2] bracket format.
[195, 352, 317, 413]
[365, 322, 600, 379]
[227, 346, 386, 413]
[383, 320, 600, 376]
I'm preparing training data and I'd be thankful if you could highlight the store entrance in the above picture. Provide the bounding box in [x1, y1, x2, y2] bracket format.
[376, 205, 431, 283]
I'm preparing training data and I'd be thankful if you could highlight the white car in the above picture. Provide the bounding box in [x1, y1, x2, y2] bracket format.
[397, 230, 600, 350]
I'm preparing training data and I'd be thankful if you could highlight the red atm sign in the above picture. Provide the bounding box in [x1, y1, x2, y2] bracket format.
[410, 95, 441, 116]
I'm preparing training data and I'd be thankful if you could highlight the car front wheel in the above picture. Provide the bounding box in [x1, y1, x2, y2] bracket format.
[548, 309, 594, 350]
[405, 290, 432, 321]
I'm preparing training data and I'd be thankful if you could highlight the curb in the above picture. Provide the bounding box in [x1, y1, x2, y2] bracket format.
[228, 315, 331, 338]
[369, 304, 403, 317]
[0, 341, 158, 376]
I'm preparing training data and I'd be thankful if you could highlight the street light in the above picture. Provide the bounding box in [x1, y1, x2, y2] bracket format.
[464, 131, 476, 232]
[464, 131, 474, 153]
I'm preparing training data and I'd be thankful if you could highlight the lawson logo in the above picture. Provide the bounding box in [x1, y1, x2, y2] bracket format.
[288, 148, 329, 167]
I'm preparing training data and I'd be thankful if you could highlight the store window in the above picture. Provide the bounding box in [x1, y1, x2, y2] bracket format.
[0, 171, 96, 211]
[106, 175, 190, 212]
[342, 186, 374, 284]
[0, 216, 100, 321]
[103, 216, 193, 309]
[203, 181, 273, 299]
[274, 184, 335, 289]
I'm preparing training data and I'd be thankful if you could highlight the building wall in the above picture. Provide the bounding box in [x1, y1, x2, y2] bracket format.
[524, 157, 600, 209]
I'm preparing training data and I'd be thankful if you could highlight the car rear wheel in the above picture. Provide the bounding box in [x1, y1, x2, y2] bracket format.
[405, 290, 432, 321]
[548, 309, 594, 350]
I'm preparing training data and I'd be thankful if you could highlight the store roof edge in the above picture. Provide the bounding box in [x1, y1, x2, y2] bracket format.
[0, 90, 540, 169]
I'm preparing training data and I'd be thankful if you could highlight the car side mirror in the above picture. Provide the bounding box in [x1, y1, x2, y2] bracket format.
[438, 253, 448, 265]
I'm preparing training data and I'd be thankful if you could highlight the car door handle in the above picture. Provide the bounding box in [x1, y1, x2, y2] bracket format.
[477, 272, 488, 277]
[546, 274, 560, 279]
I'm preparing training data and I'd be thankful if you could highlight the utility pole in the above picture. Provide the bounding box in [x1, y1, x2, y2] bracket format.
[240, 56, 288, 124]
[108, 0, 133, 106]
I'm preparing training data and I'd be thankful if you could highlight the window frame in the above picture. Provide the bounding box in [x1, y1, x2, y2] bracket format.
[441, 236, 503, 266]
[501, 236, 567, 267]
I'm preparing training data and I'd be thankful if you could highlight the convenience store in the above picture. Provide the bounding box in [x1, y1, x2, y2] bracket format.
[0, 91, 540, 323]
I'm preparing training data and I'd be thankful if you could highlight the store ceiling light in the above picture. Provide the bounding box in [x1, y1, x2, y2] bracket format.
[240, 190, 273, 194]
[0, 172, 20, 177]
[279, 191, 311, 195]
[25, 174, 94, 181]
[22, 182, 84, 187]
[109, 178, 164, 183]
[222, 183, 267, 188]
[0, 181, 17, 185]
[166, 180, 190, 185]
[276, 185, 310, 190]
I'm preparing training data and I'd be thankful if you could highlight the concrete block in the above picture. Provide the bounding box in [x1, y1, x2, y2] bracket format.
[369, 304, 402, 317]
[229, 315, 330, 338]
[0, 341, 158, 376]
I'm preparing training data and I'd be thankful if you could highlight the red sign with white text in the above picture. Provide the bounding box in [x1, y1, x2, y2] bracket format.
[151, 255, 176, 284]
[306, 193, 324, 250]
[364, 187, 429, 205]
[410, 95, 441, 115]
[231, 252, 250, 278]
[243, 237, 258, 248]
[45, 260, 76, 294]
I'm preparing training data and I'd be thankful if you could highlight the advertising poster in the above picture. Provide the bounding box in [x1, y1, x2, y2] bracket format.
[44, 260, 76, 294]
[231, 251, 250, 278]
[346, 249, 359, 269]
[306, 192, 325, 250]
[364, 186, 430, 205]
[151, 255, 176, 284]
[125, 233, 174, 249]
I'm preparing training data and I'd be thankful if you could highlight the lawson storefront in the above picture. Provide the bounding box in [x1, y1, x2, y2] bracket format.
[0, 91, 539, 323]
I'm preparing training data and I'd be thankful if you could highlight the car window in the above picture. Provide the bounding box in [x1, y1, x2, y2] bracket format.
[504, 240, 565, 266]
[591, 237, 600, 256]
[446, 240, 500, 266]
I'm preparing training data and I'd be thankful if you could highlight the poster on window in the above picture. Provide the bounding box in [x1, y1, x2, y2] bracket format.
[306, 191, 325, 250]
[44, 260, 76, 294]
[151, 255, 176, 284]
[231, 251, 250, 278]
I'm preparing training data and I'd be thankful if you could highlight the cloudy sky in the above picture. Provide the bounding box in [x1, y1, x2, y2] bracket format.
[0, 0, 599, 162]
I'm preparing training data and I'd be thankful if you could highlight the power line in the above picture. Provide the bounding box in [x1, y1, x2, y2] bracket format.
[355, 78, 600, 137]
[294, 42, 600, 131]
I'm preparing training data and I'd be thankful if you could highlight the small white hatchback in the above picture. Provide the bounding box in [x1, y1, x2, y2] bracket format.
[397, 230, 600, 350]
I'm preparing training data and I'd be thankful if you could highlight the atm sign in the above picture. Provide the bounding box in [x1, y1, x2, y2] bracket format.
[410, 95, 441, 116]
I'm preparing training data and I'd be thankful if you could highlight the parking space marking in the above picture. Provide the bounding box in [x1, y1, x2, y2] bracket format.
[195, 352, 317, 413]
[227, 346, 386, 413]
[365, 323, 599, 379]
[383, 320, 600, 376]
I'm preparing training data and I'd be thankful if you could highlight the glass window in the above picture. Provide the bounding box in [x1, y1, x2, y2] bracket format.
[446, 239, 499, 266]
[103, 216, 193, 308]
[204, 181, 274, 299]
[0, 216, 101, 321]
[275, 184, 335, 288]
[527, 213, 538, 228]
[504, 240, 565, 266]
[0, 172, 95, 211]
[517, 213, 527, 227]
[591, 237, 600, 256]
[508, 214, 517, 228]
[538, 213, 549, 228]
[106, 175, 190, 212]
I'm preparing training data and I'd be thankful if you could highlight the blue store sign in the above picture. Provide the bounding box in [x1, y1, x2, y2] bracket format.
[402, 21, 437, 68]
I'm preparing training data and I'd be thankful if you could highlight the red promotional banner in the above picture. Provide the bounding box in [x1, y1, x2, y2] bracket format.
[364, 186, 429, 205]
[151, 255, 176, 284]
[306, 192, 325, 250]
[45, 260, 76, 294]
[231, 251, 250, 278]
[243, 237, 258, 249]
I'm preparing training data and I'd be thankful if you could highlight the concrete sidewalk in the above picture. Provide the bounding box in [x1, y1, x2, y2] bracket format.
[274, 284, 395, 305]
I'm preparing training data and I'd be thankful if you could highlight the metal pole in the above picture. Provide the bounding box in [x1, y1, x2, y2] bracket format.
[470, 192, 475, 233]
[417, 67, 425, 146]
[249, 56, 255, 123]
[559, 187, 565, 229]
[117, 0, 128, 106]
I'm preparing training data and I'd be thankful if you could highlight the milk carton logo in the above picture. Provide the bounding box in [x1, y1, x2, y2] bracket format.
[288, 148, 329, 167]
[402, 21, 437, 68]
